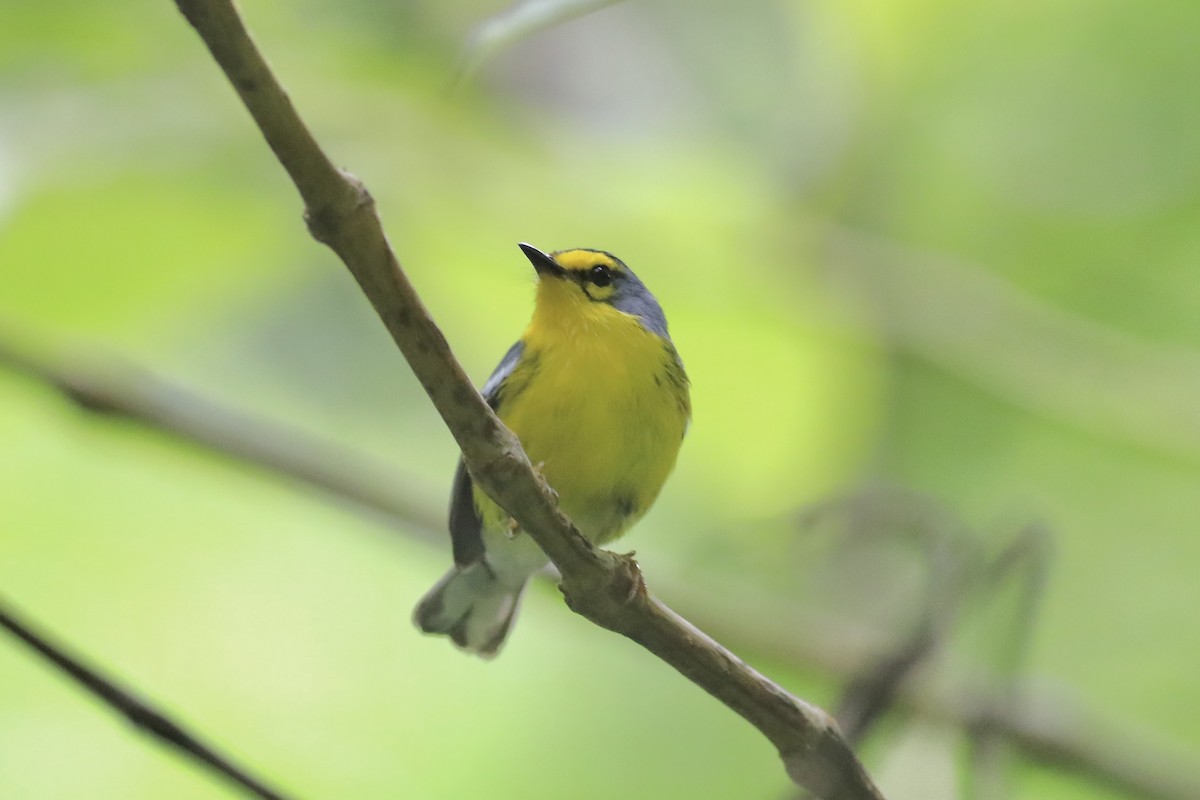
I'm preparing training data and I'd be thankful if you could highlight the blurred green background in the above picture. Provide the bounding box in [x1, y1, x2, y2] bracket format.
[2, 1, 1198, 798]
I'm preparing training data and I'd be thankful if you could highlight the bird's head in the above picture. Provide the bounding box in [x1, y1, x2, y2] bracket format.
[518, 243, 669, 339]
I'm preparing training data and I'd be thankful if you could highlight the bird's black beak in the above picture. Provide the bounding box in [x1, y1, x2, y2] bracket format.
[519, 242, 566, 279]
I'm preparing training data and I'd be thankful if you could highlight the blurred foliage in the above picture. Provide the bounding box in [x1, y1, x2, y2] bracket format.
[1, 1, 1198, 799]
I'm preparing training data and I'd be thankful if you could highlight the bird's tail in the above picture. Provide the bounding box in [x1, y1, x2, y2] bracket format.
[413, 562, 526, 658]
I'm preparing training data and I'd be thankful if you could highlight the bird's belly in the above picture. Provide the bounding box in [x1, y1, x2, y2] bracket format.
[488, 345, 686, 543]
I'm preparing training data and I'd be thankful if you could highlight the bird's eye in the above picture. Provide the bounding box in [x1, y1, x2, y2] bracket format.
[589, 265, 613, 287]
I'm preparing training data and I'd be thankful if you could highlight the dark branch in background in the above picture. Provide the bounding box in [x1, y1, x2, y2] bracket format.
[792, 496, 1019, 800]
[819, 493, 973, 748]
[0, 335, 442, 539]
[5, 337, 1200, 800]
[797, 512, 1053, 800]
[0, 598, 293, 800]
[834, 625, 938, 747]
[696, 585, 1200, 800]
[963, 526, 1051, 800]
[170, 1, 881, 797]
[791, 629, 937, 800]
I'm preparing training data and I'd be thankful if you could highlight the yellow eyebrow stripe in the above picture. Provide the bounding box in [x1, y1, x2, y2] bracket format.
[552, 249, 619, 273]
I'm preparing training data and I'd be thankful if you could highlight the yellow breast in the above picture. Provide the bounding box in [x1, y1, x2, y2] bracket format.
[478, 304, 689, 543]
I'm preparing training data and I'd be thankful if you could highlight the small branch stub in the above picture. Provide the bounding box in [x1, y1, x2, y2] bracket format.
[303, 170, 375, 247]
[558, 551, 646, 625]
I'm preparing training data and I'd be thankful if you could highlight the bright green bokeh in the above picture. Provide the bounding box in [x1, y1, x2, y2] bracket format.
[2, 1, 1197, 799]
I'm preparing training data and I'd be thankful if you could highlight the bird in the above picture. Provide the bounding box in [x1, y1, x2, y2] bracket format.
[413, 243, 691, 657]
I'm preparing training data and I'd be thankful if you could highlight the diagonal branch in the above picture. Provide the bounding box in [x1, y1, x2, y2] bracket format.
[0, 597, 294, 800]
[171, 1, 882, 797]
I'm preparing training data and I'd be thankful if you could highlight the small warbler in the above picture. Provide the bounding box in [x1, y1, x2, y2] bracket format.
[414, 243, 691, 656]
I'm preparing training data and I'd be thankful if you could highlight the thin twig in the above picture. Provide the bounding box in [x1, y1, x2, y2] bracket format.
[0, 597, 294, 800]
[818, 492, 974, 747]
[963, 526, 1052, 800]
[171, 1, 882, 796]
[833, 625, 938, 747]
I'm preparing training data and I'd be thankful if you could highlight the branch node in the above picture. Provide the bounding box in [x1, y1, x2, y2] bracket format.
[560, 550, 645, 626]
[303, 170, 373, 247]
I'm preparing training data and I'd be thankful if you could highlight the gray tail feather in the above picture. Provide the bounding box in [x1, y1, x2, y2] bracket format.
[413, 563, 526, 658]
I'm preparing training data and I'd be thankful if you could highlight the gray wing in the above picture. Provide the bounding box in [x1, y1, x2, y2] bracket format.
[448, 340, 526, 567]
